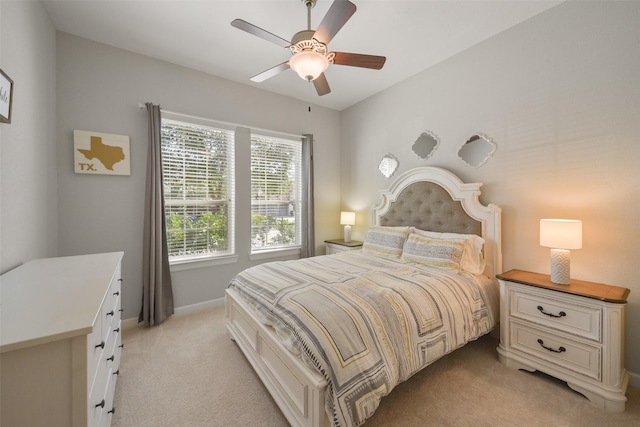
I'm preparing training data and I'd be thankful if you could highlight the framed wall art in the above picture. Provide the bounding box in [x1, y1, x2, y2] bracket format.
[0, 68, 14, 124]
[74, 129, 131, 175]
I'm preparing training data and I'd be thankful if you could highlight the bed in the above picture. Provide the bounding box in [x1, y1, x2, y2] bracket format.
[225, 166, 502, 427]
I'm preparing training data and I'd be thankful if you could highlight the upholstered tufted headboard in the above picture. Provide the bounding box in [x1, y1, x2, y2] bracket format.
[373, 167, 502, 278]
[378, 181, 481, 236]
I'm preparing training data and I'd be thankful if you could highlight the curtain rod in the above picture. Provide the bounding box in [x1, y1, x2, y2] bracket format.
[138, 102, 306, 140]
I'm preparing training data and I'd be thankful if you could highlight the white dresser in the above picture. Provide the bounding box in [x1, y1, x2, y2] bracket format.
[1, 252, 124, 427]
[497, 269, 630, 412]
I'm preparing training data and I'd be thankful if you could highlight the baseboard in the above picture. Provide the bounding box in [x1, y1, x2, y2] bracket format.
[629, 370, 640, 389]
[122, 297, 226, 330]
[174, 297, 226, 315]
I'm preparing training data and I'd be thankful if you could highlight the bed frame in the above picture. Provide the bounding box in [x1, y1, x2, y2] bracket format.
[225, 166, 502, 427]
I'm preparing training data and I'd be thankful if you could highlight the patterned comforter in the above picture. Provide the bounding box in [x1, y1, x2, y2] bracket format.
[228, 251, 499, 427]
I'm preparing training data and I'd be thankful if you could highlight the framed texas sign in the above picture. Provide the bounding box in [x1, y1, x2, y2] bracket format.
[74, 129, 131, 175]
[0, 68, 14, 124]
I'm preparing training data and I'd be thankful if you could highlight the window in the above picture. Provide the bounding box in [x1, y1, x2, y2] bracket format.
[250, 133, 302, 251]
[161, 118, 234, 262]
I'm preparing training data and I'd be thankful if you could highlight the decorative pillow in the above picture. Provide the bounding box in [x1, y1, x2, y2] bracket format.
[412, 228, 486, 274]
[401, 234, 465, 271]
[362, 226, 411, 258]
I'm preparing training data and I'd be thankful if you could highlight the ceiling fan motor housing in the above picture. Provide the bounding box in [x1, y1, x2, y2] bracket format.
[291, 29, 316, 46]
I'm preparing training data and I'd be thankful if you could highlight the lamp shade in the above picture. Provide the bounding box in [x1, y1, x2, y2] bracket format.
[340, 211, 355, 226]
[540, 219, 582, 249]
[289, 51, 329, 81]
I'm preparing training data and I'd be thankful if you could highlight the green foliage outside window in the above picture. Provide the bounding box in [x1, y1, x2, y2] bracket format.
[166, 207, 228, 257]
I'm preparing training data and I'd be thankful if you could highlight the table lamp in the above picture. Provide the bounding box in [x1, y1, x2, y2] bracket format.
[340, 212, 355, 243]
[540, 219, 582, 285]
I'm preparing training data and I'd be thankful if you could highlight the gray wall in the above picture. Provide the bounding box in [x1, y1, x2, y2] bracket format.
[0, 1, 58, 273]
[55, 33, 342, 320]
[340, 1, 640, 380]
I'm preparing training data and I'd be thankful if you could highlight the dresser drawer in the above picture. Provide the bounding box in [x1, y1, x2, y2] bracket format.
[510, 320, 601, 380]
[89, 350, 109, 427]
[509, 286, 601, 341]
[87, 318, 106, 392]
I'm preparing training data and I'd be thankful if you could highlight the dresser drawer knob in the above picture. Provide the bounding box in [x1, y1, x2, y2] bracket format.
[537, 339, 566, 354]
[96, 399, 105, 409]
[114, 369, 120, 376]
[107, 355, 115, 362]
[106, 310, 114, 317]
[95, 341, 105, 349]
[537, 305, 566, 318]
[108, 407, 116, 415]
[113, 291, 120, 296]
[114, 328, 120, 333]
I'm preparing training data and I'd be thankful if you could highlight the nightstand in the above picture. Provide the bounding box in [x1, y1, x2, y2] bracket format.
[324, 239, 363, 255]
[496, 269, 630, 412]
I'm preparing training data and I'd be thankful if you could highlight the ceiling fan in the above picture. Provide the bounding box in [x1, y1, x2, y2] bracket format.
[231, 0, 386, 96]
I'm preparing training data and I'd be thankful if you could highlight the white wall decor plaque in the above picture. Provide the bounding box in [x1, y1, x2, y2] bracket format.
[0, 68, 14, 124]
[74, 129, 131, 175]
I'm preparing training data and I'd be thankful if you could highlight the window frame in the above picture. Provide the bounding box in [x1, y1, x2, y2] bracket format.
[160, 113, 236, 266]
[249, 132, 303, 255]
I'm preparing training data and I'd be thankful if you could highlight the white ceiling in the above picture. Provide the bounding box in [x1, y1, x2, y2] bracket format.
[42, 0, 562, 111]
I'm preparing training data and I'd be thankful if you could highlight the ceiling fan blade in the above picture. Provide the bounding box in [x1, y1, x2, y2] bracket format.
[313, 73, 331, 96]
[332, 52, 386, 70]
[231, 19, 291, 48]
[250, 62, 291, 83]
[313, 0, 357, 45]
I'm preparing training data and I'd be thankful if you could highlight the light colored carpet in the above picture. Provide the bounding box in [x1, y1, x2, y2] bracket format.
[113, 305, 640, 427]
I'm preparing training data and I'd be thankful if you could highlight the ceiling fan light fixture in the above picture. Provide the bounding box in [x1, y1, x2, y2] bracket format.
[289, 50, 329, 81]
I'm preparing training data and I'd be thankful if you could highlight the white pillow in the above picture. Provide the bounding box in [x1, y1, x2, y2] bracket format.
[401, 234, 465, 271]
[362, 226, 411, 259]
[412, 228, 486, 274]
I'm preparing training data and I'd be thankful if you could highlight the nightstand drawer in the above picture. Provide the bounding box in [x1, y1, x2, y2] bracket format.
[510, 320, 601, 381]
[509, 286, 601, 341]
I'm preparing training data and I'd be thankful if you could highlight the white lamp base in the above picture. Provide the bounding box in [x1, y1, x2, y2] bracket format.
[343, 225, 351, 243]
[550, 248, 571, 285]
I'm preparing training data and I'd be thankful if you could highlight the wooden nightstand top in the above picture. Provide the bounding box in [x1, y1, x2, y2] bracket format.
[324, 239, 363, 247]
[496, 269, 630, 304]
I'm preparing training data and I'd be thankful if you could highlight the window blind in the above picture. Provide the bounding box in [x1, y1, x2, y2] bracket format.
[161, 119, 235, 260]
[250, 134, 302, 250]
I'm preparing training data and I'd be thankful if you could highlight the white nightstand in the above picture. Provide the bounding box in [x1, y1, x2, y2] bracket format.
[324, 239, 363, 255]
[496, 269, 630, 412]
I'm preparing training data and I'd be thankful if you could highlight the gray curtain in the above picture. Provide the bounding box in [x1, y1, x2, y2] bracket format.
[301, 134, 315, 258]
[139, 102, 174, 326]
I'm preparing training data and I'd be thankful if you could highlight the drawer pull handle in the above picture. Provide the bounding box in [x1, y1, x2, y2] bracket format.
[119, 344, 125, 349]
[95, 341, 105, 349]
[114, 328, 120, 333]
[113, 291, 120, 296]
[119, 309, 124, 313]
[106, 310, 114, 317]
[107, 355, 115, 362]
[537, 305, 566, 318]
[537, 339, 566, 353]
[96, 399, 105, 409]
[114, 369, 120, 376]
[108, 408, 116, 415]
[118, 278, 123, 282]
